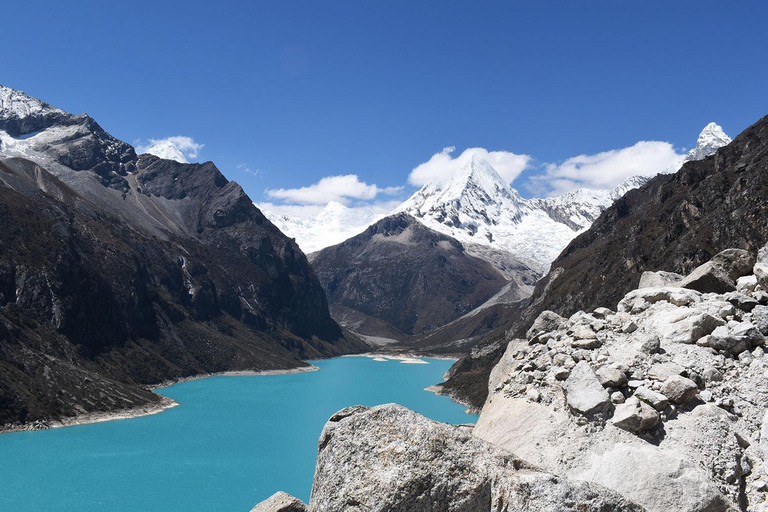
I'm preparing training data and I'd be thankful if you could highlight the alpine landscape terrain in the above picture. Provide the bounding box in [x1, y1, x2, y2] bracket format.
[2, 2, 768, 512]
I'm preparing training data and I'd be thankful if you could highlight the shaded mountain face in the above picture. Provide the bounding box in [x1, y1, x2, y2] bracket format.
[0, 86, 364, 426]
[442, 113, 768, 409]
[311, 213, 523, 336]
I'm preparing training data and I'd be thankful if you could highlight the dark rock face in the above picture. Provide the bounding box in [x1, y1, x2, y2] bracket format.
[0, 98, 366, 427]
[0, 89, 136, 187]
[311, 213, 510, 336]
[444, 113, 768, 409]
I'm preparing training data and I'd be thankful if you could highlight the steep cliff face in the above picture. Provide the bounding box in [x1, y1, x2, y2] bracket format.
[442, 114, 768, 408]
[311, 213, 519, 336]
[0, 87, 365, 427]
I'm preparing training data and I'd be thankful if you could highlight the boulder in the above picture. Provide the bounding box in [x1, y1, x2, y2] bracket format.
[646, 307, 724, 345]
[647, 362, 683, 381]
[702, 321, 763, 355]
[576, 444, 733, 512]
[736, 275, 758, 294]
[309, 404, 642, 512]
[633, 386, 669, 411]
[633, 331, 660, 354]
[660, 375, 699, 404]
[617, 287, 702, 314]
[638, 270, 684, 289]
[749, 305, 768, 335]
[611, 396, 660, 432]
[526, 310, 565, 342]
[724, 291, 759, 312]
[754, 244, 768, 290]
[679, 249, 755, 294]
[251, 492, 308, 512]
[596, 367, 628, 388]
[563, 362, 612, 415]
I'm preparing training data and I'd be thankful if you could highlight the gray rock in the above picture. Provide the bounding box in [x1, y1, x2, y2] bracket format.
[251, 492, 307, 512]
[751, 305, 768, 335]
[634, 331, 661, 354]
[527, 310, 565, 342]
[647, 362, 683, 381]
[633, 386, 670, 411]
[617, 287, 702, 313]
[611, 396, 660, 433]
[754, 244, 768, 290]
[638, 270, 684, 289]
[571, 338, 602, 350]
[571, 324, 597, 340]
[611, 391, 626, 404]
[679, 249, 755, 294]
[724, 291, 759, 312]
[309, 404, 642, 512]
[702, 322, 762, 355]
[596, 367, 628, 388]
[647, 307, 724, 345]
[736, 274, 758, 294]
[563, 361, 612, 415]
[660, 375, 699, 404]
[592, 307, 614, 319]
[701, 366, 723, 384]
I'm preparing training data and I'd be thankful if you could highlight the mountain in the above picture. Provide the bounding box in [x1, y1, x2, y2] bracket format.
[0, 85, 365, 427]
[260, 201, 388, 255]
[441, 114, 767, 409]
[686, 121, 732, 161]
[263, 124, 729, 276]
[310, 213, 527, 336]
[398, 124, 730, 275]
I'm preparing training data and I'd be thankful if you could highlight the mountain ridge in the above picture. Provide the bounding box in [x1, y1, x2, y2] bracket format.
[0, 86, 366, 427]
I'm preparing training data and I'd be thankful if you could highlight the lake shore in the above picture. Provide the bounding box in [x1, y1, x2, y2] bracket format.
[148, 364, 320, 391]
[1, 355, 465, 435]
[0, 365, 320, 435]
[0, 395, 180, 435]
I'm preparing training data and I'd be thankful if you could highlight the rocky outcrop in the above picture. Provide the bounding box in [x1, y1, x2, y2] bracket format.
[475, 249, 768, 511]
[442, 113, 768, 409]
[251, 492, 307, 512]
[304, 404, 642, 512]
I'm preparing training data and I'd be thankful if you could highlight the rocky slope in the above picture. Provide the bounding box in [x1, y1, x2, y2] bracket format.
[254, 246, 768, 512]
[0, 86, 365, 428]
[475, 247, 768, 511]
[311, 213, 526, 336]
[442, 114, 765, 409]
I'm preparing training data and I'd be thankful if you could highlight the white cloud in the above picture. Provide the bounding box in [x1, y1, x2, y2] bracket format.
[237, 163, 260, 176]
[408, 146, 532, 186]
[532, 141, 684, 196]
[265, 174, 403, 205]
[136, 136, 204, 163]
[256, 199, 401, 221]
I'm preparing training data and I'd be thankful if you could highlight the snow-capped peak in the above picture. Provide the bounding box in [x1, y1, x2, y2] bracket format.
[396, 155, 525, 221]
[0, 85, 64, 120]
[142, 139, 189, 163]
[686, 122, 731, 161]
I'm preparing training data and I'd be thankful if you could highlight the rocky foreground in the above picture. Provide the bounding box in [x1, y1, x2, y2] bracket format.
[253, 245, 768, 511]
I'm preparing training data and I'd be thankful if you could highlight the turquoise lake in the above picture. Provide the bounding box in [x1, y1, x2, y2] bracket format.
[0, 356, 475, 511]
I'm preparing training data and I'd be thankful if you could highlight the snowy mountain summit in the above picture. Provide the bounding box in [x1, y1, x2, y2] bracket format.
[686, 122, 732, 161]
[397, 123, 731, 273]
[397, 157, 588, 272]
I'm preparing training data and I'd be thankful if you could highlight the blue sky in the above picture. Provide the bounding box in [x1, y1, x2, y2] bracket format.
[2, 1, 766, 212]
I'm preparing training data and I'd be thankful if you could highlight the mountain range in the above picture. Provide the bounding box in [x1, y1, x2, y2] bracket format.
[265, 123, 731, 276]
[305, 125, 730, 348]
[0, 85, 365, 427]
